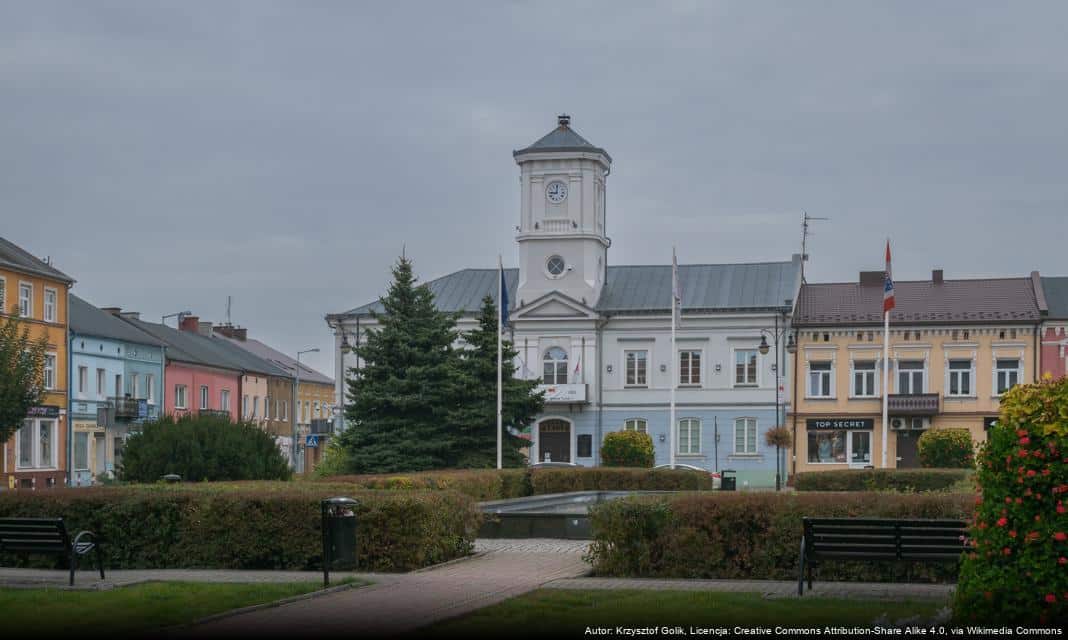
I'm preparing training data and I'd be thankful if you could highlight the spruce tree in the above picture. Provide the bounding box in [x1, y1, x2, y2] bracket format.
[447, 295, 544, 468]
[338, 257, 462, 473]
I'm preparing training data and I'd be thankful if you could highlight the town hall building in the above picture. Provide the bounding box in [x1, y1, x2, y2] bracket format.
[326, 115, 802, 488]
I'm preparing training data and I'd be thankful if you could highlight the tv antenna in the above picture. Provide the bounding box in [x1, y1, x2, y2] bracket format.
[226, 295, 232, 326]
[800, 211, 829, 282]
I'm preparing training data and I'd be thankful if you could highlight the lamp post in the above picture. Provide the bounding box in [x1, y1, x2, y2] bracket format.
[758, 309, 797, 491]
[294, 348, 320, 473]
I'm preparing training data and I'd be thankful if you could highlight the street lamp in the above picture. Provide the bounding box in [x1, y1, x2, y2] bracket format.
[757, 309, 796, 491]
[162, 311, 192, 326]
[293, 347, 320, 473]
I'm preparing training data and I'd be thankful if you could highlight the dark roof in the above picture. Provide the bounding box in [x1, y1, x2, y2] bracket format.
[0, 237, 75, 284]
[119, 317, 291, 377]
[216, 334, 333, 385]
[1041, 276, 1068, 319]
[513, 119, 611, 162]
[795, 278, 1042, 327]
[331, 258, 801, 319]
[69, 296, 165, 347]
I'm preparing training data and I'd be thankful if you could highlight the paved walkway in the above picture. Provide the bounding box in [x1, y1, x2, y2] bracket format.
[545, 577, 954, 601]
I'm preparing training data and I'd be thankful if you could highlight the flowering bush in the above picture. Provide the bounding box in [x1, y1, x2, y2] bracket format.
[954, 375, 1068, 625]
[918, 428, 975, 468]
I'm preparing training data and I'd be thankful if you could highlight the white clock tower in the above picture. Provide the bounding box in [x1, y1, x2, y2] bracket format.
[513, 114, 612, 308]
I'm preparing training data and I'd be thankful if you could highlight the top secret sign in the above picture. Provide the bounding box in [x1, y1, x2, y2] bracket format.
[806, 418, 874, 430]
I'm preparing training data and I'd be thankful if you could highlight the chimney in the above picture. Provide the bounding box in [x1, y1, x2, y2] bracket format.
[119, 311, 140, 321]
[932, 269, 944, 284]
[100, 307, 122, 316]
[197, 321, 214, 337]
[179, 315, 199, 333]
[214, 325, 248, 341]
[859, 271, 884, 286]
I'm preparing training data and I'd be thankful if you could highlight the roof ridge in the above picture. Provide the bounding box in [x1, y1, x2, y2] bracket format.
[807, 276, 1033, 286]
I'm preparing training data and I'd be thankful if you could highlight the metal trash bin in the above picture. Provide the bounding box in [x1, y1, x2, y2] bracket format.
[720, 469, 737, 491]
[161, 473, 181, 483]
[321, 497, 359, 586]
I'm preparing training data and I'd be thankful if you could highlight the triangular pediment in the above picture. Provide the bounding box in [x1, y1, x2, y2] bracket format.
[512, 291, 598, 320]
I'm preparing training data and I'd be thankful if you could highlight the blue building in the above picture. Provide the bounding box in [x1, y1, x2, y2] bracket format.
[327, 115, 802, 488]
[68, 296, 164, 485]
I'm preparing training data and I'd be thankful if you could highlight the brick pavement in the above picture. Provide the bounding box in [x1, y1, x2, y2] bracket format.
[543, 577, 954, 601]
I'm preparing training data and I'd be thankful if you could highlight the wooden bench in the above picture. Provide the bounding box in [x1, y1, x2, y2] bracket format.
[0, 517, 105, 586]
[798, 517, 967, 596]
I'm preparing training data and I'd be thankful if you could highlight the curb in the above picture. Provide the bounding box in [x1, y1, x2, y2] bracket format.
[163, 580, 368, 634]
[411, 551, 487, 573]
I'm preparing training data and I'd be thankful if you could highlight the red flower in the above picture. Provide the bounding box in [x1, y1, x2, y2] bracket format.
[1054, 532, 1067, 542]
[1036, 515, 1042, 522]
[997, 517, 1008, 527]
[1058, 505, 1066, 514]
[1017, 429, 1028, 437]
[1003, 547, 1013, 556]
[1027, 469, 1037, 477]
[1009, 530, 1017, 538]
[1005, 497, 1012, 504]
[1017, 497, 1024, 504]
[1020, 437, 1031, 445]
[1059, 557, 1067, 565]
[1046, 594, 1057, 604]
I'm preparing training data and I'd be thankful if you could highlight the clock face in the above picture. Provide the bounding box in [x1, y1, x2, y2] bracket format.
[546, 181, 568, 204]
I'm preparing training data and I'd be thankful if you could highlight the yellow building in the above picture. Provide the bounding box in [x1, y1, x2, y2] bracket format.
[789, 270, 1043, 474]
[1, 237, 75, 489]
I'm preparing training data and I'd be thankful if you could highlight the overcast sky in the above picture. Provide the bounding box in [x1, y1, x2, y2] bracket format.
[3, 2, 1066, 375]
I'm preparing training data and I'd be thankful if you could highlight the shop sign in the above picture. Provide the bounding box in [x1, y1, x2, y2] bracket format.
[27, 405, 60, 418]
[806, 418, 874, 430]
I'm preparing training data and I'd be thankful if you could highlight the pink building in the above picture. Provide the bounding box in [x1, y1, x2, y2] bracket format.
[1040, 276, 1068, 380]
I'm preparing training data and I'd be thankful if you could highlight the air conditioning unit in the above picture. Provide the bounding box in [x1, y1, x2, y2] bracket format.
[890, 418, 906, 431]
[910, 417, 931, 430]
[891, 417, 931, 431]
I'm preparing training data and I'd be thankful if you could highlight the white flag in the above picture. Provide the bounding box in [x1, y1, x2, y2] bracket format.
[672, 248, 681, 305]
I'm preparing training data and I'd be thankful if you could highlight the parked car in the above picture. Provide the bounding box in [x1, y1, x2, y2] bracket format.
[529, 461, 580, 469]
[653, 463, 722, 489]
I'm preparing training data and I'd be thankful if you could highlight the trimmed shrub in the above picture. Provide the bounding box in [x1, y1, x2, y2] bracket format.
[794, 468, 972, 493]
[324, 469, 531, 501]
[0, 483, 479, 572]
[586, 492, 972, 582]
[600, 431, 655, 467]
[955, 377, 1068, 625]
[530, 467, 714, 494]
[918, 428, 975, 468]
[120, 414, 292, 482]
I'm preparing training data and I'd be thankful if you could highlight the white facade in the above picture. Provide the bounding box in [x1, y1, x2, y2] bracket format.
[327, 116, 801, 487]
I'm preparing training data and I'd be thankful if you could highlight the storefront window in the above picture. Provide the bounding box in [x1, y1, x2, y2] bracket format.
[808, 431, 847, 463]
[18, 420, 33, 467]
[850, 432, 871, 464]
[74, 432, 90, 470]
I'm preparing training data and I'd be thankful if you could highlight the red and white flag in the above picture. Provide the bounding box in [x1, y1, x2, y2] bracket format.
[883, 240, 895, 313]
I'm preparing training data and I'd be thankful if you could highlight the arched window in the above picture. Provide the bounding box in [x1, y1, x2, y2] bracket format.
[543, 347, 569, 384]
[624, 418, 648, 434]
[734, 417, 758, 455]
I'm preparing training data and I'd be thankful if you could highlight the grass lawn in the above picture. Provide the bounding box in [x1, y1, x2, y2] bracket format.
[0, 580, 364, 635]
[429, 589, 944, 635]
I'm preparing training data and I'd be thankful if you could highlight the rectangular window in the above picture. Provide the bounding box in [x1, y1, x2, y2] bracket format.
[221, 389, 231, 412]
[0, 277, 6, 311]
[275, 399, 281, 420]
[97, 368, 106, 396]
[948, 359, 972, 397]
[679, 350, 701, 385]
[735, 349, 758, 386]
[38, 419, 54, 467]
[78, 366, 88, 394]
[114, 374, 122, 399]
[243, 395, 249, 418]
[252, 396, 258, 418]
[200, 385, 209, 410]
[996, 359, 1020, 395]
[625, 350, 648, 387]
[74, 432, 89, 470]
[314, 400, 320, 418]
[175, 385, 187, 409]
[678, 418, 701, 454]
[264, 397, 269, 419]
[852, 361, 876, 397]
[897, 360, 925, 394]
[130, 373, 139, 399]
[19, 282, 32, 317]
[282, 400, 287, 420]
[577, 434, 592, 458]
[808, 362, 832, 398]
[146, 374, 155, 404]
[624, 418, 647, 433]
[44, 354, 56, 390]
[43, 288, 57, 323]
[808, 431, 847, 463]
[18, 420, 33, 467]
[734, 417, 758, 455]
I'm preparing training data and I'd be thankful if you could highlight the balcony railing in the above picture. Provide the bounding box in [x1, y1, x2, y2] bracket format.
[534, 218, 578, 233]
[887, 393, 940, 416]
[109, 397, 145, 420]
[310, 419, 334, 435]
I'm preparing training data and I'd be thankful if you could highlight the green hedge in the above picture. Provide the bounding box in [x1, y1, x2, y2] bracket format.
[322, 467, 714, 500]
[0, 483, 479, 572]
[586, 492, 973, 582]
[918, 429, 975, 469]
[794, 469, 973, 493]
[600, 431, 655, 467]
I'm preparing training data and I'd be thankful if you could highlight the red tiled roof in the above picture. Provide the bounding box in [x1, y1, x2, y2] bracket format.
[795, 278, 1041, 327]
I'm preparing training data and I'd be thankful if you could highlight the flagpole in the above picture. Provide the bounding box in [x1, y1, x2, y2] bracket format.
[497, 255, 504, 470]
[881, 309, 889, 468]
[670, 247, 677, 469]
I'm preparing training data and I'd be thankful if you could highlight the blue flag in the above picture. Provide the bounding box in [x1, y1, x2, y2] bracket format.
[500, 268, 510, 327]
